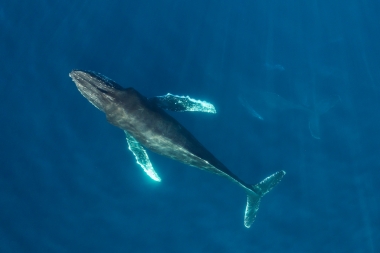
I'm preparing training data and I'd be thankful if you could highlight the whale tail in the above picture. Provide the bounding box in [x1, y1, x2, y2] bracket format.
[308, 95, 341, 139]
[244, 170, 286, 228]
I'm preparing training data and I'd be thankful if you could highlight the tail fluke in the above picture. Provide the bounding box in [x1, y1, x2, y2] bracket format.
[308, 112, 321, 139]
[244, 170, 286, 228]
[308, 95, 341, 139]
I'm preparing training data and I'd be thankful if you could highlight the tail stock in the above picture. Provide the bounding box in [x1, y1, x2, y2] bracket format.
[244, 170, 286, 228]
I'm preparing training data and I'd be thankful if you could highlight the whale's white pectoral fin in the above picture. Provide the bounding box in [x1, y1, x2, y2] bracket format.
[149, 93, 216, 113]
[238, 96, 264, 120]
[124, 131, 161, 182]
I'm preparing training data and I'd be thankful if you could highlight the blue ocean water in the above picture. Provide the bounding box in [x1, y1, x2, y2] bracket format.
[1, 0, 379, 252]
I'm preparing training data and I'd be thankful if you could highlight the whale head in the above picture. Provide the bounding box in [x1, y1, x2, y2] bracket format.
[70, 70, 125, 112]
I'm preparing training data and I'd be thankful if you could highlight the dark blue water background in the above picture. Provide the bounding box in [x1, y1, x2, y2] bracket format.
[1, 0, 379, 252]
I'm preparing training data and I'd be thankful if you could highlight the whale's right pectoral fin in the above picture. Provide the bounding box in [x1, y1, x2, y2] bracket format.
[124, 131, 161, 182]
[149, 93, 216, 113]
[238, 96, 264, 120]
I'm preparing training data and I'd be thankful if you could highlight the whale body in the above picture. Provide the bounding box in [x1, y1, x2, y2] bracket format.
[70, 70, 285, 228]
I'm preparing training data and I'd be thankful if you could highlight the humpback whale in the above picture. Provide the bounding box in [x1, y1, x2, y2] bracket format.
[239, 90, 340, 139]
[70, 70, 285, 228]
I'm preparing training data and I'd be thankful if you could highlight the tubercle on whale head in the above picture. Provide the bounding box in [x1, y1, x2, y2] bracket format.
[69, 70, 126, 112]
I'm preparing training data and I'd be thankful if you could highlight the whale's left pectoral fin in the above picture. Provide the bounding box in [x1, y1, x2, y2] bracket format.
[124, 131, 161, 182]
[149, 93, 216, 113]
